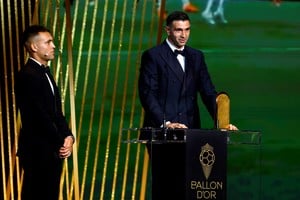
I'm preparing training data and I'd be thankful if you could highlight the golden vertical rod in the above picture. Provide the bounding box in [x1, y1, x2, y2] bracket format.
[0, 94, 7, 200]
[140, 149, 149, 200]
[132, 143, 141, 199]
[156, 0, 165, 45]
[32, 0, 40, 24]
[78, 0, 107, 199]
[0, 0, 7, 198]
[119, 0, 139, 197]
[12, 0, 23, 198]
[110, 0, 128, 198]
[98, 0, 120, 198]
[64, 0, 80, 199]
[4, 0, 16, 199]
[127, 0, 158, 198]
[130, 0, 151, 198]
[121, 132, 132, 199]
[74, 0, 91, 147]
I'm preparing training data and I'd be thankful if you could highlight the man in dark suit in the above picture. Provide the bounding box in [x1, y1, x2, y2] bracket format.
[138, 11, 237, 199]
[139, 11, 217, 130]
[15, 25, 74, 200]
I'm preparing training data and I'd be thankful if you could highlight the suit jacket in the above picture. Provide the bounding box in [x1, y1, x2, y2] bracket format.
[138, 40, 217, 129]
[15, 59, 73, 159]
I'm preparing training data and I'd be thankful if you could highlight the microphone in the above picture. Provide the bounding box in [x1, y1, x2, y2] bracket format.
[163, 114, 167, 140]
[162, 79, 169, 140]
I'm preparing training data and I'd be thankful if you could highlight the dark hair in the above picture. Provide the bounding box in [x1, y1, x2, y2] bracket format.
[22, 25, 51, 46]
[166, 11, 190, 26]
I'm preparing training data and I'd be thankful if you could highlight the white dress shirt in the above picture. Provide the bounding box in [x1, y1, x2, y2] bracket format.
[166, 38, 185, 72]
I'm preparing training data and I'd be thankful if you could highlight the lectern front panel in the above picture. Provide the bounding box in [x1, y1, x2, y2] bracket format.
[186, 130, 227, 200]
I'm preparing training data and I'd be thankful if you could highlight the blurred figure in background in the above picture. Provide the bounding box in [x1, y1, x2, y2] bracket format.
[201, 0, 227, 25]
[157, 0, 200, 19]
[272, 0, 281, 7]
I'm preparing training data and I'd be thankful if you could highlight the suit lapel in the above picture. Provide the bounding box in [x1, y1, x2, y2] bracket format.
[159, 41, 185, 82]
[27, 58, 58, 98]
[184, 48, 193, 79]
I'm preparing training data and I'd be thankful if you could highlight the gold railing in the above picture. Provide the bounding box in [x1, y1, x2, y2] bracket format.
[0, 0, 164, 199]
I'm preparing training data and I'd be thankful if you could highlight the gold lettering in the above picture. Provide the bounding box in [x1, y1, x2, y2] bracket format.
[197, 190, 217, 199]
[190, 181, 223, 190]
[191, 181, 196, 189]
[216, 182, 223, 190]
[211, 191, 217, 199]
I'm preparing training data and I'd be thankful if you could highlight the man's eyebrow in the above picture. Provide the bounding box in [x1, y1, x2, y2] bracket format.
[45, 39, 53, 43]
[175, 27, 190, 30]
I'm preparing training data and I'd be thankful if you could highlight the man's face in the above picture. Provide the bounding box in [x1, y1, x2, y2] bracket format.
[165, 20, 190, 49]
[31, 31, 56, 63]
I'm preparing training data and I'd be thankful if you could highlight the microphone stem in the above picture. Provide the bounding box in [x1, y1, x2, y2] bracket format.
[163, 117, 167, 140]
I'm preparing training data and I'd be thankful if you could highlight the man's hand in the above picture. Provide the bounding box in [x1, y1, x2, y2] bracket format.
[59, 136, 74, 158]
[166, 122, 188, 129]
[225, 124, 238, 131]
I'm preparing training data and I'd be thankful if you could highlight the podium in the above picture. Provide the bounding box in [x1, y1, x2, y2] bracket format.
[122, 128, 261, 199]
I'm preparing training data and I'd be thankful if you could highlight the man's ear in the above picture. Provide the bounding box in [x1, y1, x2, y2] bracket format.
[165, 26, 170, 35]
[30, 42, 38, 53]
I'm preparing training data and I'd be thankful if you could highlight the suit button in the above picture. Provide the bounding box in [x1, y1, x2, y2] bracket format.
[178, 112, 182, 116]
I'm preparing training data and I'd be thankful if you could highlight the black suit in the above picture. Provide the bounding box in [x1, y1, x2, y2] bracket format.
[138, 41, 217, 199]
[15, 58, 73, 200]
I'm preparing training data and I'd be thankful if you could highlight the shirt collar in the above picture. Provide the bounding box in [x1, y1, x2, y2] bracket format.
[29, 57, 44, 67]
[166, 38, 185, 52]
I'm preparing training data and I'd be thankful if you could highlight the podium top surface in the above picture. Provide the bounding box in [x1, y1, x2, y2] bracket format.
[121, 128, 261, 145]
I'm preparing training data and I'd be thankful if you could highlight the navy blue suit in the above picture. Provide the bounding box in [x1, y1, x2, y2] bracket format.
[139, 40, 217, 129]
[138, 40, 217, 199]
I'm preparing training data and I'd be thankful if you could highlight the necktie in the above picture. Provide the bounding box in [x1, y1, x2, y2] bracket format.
[174, 49, 186, 57]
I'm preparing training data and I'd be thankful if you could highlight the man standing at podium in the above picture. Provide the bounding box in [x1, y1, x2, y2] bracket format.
[139, 10, 217, 131]
[138, 11, 236, 199]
